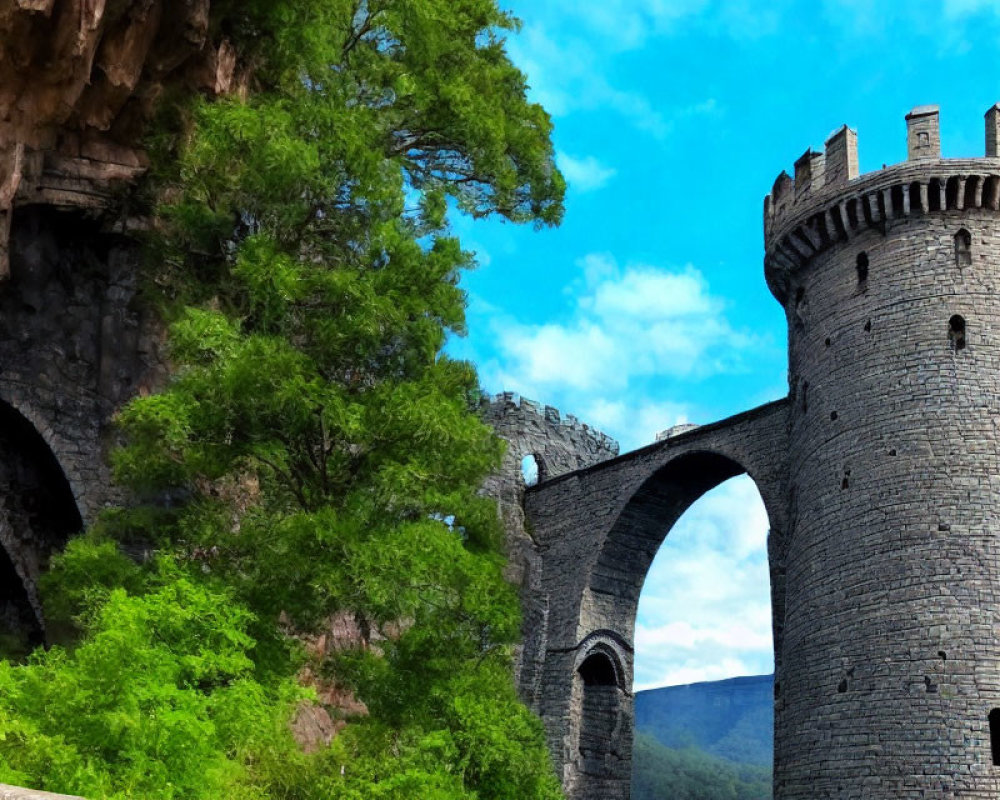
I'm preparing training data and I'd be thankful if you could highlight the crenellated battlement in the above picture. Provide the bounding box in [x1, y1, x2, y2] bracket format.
[764, 103, 1000, 303]
[480, 392, 619, 461]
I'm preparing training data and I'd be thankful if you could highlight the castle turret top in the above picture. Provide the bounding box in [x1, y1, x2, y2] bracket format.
[763, 104, 1000, 302]
[905, 104, 940, 159]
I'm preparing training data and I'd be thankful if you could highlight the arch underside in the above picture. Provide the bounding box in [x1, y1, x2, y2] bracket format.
[589, 451, 748, 605]
[0, 401, 82, 651]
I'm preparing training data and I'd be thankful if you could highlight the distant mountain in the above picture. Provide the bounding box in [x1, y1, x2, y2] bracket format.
[634, 674, 774, 766]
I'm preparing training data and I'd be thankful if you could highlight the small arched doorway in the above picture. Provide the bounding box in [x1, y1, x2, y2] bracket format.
[0, 401, 82, 653]
[577, 647, 626, 776]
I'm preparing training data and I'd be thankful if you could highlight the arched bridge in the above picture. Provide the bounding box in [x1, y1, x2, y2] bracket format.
[487, 394, 789, 800]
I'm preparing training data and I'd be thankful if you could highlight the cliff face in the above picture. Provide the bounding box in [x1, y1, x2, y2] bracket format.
[0, 0, 238, 277]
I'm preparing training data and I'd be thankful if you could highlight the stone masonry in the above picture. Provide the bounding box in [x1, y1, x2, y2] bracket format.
[480, 392, 620, 699]
[0, 785, 83, 800]
[0, 204, 165, 649]
[490, 396, 788, 799]
[484, 104, 1000, 799]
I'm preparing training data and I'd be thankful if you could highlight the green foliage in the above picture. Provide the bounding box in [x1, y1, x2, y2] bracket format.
[631, 732, 772, 800]
[0, 553, 304, 799]
[0, 0, 566, 797]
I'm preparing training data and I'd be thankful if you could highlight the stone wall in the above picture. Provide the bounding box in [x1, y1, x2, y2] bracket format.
[480, 392, 620, 698]
[0, 786, 83, 800]
[0, 204, 166, 643]
[4, 78, 1000, 800]
[492, 102, 1000, 800]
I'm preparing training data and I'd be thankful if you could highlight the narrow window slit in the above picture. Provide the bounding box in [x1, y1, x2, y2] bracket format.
[986, 176, 1000, 210]
[856, 252, 869, 285]
[949, 315, 966, 351]
[890, 185, 905, 216]
[955, 228, 972, 268]
[946, 176, 961, 210]
[846, 198, 859, 228]
[965, 176, 980, 210]
[991, 709, 1000, 766]
[928, 178, 942, 212]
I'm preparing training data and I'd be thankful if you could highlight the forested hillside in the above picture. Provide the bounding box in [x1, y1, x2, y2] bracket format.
[635, 674, 773, 764]
[631, 733, 771, 800]
[0, 2, 567, 798]
[632, 675, 773, 800]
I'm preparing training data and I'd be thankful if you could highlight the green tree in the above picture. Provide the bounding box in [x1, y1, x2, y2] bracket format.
[0, 1, 565, 797]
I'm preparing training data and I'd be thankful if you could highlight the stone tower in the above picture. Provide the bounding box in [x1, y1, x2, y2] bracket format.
[763, 105, 1000, 798]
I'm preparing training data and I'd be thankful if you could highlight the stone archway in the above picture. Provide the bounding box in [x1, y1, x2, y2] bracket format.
[583, 450, 782, 638]
[564, 450, 780, 799]
[506, 399, 789, 799]
[0, 400, 83, 650]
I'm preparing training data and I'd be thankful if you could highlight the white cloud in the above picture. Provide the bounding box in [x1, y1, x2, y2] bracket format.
[478, 252, 766, 451]
[556, 151, 617, 192]
[636, 619, 771, 652]
[495, 320, 619, 391]
[635, 658, 757, 692]
[587, 267, 718, 318]
[492, 254, 757, 395]
[633, 476, 773, 689]
[579, 398, 693, 448]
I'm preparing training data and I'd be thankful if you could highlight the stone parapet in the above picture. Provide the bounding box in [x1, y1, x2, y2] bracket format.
[480, 392, 619, 481]
[764, 105, 1000, 303]
[765, 156, 1000, 302]
[0, 785, 84, 800]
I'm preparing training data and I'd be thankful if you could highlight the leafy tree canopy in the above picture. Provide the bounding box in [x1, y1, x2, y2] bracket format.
[0, 1, 565, 797]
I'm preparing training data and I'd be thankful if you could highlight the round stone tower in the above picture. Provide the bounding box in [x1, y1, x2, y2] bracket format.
[764, 105, 1000, 798]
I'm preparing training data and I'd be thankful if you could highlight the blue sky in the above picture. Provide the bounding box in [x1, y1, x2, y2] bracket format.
[447, 0, 1000, 690]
